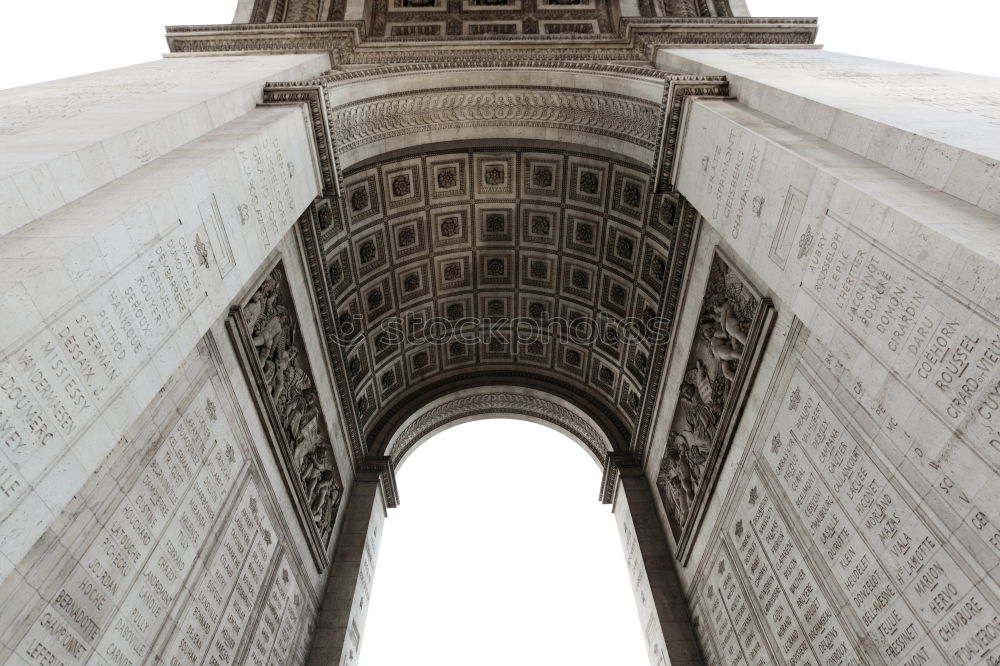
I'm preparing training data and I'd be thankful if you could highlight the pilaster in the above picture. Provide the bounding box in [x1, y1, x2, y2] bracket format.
[610, 457, 705, 666]
[648, 51, 1000, 664]
[306, 461, 390, 666]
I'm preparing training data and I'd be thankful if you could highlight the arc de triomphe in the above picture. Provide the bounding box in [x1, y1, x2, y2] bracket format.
[1, 2, 999, 665]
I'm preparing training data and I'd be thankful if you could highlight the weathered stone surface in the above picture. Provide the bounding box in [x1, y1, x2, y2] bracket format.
[0, 102, 319, 587]
[3, 7, 999, 666]
[659, 77, 1000, 664]
[659, 48, 1000, 216]
[0, 54, 330, 234]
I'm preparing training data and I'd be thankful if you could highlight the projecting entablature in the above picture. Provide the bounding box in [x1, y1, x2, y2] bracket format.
[167, 0, 817, 64]
[234, 0, 748, 29]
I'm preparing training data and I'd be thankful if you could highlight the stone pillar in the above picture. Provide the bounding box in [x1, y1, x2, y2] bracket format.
[0, 54, 330, 234]
[307, 459, 395, 666]
[658, 48, 999, 217]
[0, 55, 329, 611]
[0, 102, 322, 583]
[647, 47, 1000, 666]
[609, 457, 705, 666]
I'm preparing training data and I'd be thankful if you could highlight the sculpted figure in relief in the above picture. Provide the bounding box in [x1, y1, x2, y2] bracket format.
[657, 256, 758, 536]
[244, 267, 343, 543]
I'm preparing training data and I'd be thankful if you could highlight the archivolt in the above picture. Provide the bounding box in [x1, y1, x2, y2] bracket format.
[388, 386, 612, 469]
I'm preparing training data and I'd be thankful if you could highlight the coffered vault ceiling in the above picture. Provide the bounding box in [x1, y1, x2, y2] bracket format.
[301, 147, 696, 463]
[265, 64, 727, 474]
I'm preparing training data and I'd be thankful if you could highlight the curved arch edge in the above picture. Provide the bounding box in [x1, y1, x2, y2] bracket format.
[388, 386, 614, 472]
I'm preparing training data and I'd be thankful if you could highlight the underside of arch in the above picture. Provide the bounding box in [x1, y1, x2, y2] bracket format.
[276, 64, 717, 472]
[385, 384, 614, 469]
[299, 142, 691, 463]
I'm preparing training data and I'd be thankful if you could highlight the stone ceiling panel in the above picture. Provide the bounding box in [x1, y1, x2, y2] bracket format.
[307, 146, 692, 459]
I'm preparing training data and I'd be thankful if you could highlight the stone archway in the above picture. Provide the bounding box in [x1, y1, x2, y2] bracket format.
[386, 385, 613, 469]
[270, 61, 727, 477]
[265, 62, 718, 666]
[306, 393, 703, 666]
[12, 2, 998, 666]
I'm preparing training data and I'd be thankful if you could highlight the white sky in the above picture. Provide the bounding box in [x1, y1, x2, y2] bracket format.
[0, 0, 998, 90]
[361, 421, 645, 666]
[0, 2, 994, 665]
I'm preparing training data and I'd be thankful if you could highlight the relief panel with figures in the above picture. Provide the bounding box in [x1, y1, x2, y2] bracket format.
[656, 250, 774, 561]
[229, 262, 344, 569]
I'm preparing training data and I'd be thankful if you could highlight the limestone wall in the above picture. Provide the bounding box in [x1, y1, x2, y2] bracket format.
[0, 54, 330, 235]
[648, 51, 1000, 666]
[0, 337, 321, 665]
[0, 57, 354, 666]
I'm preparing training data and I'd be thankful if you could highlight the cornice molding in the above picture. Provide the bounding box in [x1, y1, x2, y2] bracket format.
[600, 453, 645, 504]
[263, 85, 342, 198]
[289, 60, 672, 85]
[654, 78, 728, 193]
[629, 197, 699, 467]
[164, 17, 818, 64]
[165, 22, 362, 61]
[358, 456, 399, 509]
[297, 203, 367, 468]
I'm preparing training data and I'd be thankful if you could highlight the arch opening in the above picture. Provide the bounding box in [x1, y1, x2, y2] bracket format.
[357, 419, 649, 666]
[385, 384, 614, 469]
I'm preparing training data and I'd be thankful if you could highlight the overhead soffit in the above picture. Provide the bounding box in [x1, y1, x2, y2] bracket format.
[307, 146, 693, 459]
[271, 64, 723, 467]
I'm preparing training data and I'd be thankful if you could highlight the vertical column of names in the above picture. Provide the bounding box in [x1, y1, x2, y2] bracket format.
[767, 361, 1000, 665]
[695, 543, 775, 666]
[731, 469, 862, 666]
[160, 482, 277, 665]
[13, 383, 229, 665]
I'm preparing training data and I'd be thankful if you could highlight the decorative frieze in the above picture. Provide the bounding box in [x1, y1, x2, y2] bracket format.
[329, 88, 662, 154]
[656, 250, 775, 562]
[164, 18, 819, 65]
[228, 262, 345, 569]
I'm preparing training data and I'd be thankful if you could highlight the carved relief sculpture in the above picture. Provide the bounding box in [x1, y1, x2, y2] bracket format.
[657, 250, 774, 562]
[229, 261, 344, 569]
